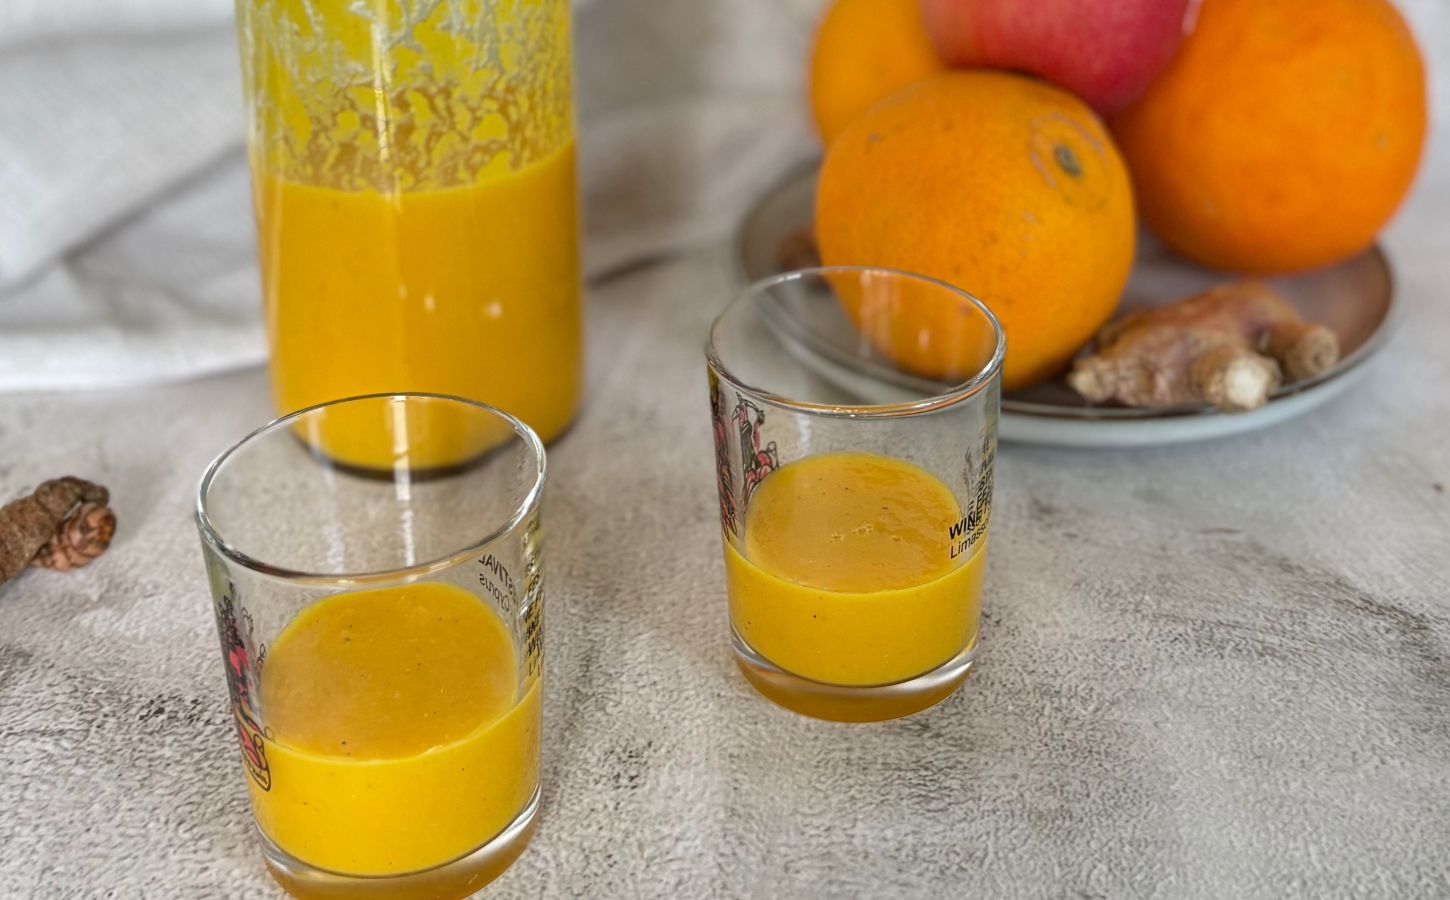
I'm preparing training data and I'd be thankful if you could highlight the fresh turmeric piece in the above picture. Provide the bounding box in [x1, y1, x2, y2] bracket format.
[32, 501, 116, 572]
[0, 477, 115, 586]
[1068, 282, 1340, 412]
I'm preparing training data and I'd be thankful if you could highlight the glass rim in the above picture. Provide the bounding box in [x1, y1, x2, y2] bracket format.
[706, 266, 1006, 419]
[195, 392, 547, 587]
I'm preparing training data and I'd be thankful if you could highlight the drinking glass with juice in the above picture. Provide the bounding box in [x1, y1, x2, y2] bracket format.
[197, 394, 546, 898]
[707, 268, 1003, 722]
[235, 0, 582, 467]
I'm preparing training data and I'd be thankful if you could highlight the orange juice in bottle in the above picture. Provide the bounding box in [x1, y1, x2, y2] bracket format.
[238, 0, 581, 467]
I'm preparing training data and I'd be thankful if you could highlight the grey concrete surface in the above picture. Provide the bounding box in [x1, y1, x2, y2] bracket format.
[2, 198, 1449, 897]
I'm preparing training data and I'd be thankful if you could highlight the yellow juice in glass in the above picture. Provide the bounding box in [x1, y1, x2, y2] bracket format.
[725, 452, 985, 720]
[242, 0, 580, 465]
[249, 582, 540, 886]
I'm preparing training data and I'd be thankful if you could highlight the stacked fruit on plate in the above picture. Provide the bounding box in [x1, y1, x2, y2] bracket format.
[808, 0, 1426, 411]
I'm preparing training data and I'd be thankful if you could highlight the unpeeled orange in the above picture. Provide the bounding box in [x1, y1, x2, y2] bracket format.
[808, 0, 946, 145]
[816, 71, 1136, 391]
[1111, 0, 1427, 274]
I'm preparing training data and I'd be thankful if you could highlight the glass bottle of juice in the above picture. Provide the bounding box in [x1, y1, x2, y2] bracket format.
[236, 0, 582, 463]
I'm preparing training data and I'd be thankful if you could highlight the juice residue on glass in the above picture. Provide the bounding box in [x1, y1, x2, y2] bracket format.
[250, 582, 540, 877]
[245, 0, 581, 462]
[725, 452, 986, 687]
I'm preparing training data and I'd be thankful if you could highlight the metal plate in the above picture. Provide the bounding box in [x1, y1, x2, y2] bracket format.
[734, 162, 1397, 448]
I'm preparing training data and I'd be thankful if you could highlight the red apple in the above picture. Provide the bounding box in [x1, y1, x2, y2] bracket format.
[920, 0, 1194, 115]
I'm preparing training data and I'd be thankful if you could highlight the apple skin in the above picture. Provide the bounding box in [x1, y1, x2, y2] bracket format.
[920, 0, 1194, 115]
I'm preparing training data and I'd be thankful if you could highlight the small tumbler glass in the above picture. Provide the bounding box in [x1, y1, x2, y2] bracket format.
[196, 394, 545, 899]
[707, 267, 1003, 722]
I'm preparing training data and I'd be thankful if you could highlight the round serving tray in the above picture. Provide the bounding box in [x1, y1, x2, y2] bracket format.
[734, 162, 1396, 448]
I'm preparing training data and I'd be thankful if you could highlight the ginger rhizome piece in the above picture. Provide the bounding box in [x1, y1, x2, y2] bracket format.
[1068, 282, 1340, 412]
[0, 477, 115, 586]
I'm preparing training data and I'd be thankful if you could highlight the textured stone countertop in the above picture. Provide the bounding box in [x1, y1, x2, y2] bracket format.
[5, 51, 1450, 900]
[3, 213, 1449, 897]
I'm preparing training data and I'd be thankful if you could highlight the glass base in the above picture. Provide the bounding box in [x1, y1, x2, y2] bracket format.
[732, 629, 975, 723]
[258, 787, 539, 900]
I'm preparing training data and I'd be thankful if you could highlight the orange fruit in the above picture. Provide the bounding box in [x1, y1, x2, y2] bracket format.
[816, 71, 1136, 391]
[809, 0, 945, 145]
[1111, 0, 1426, 274]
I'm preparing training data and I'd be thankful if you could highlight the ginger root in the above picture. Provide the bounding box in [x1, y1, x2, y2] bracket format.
[1068, 282, 1340, 412]
[0, 477, 115, 586]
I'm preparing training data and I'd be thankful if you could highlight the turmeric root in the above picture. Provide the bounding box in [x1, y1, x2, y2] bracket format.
[0, 477, 115, 585]
[32, 501, 116, 572]
[1068, 282, 1340, 412]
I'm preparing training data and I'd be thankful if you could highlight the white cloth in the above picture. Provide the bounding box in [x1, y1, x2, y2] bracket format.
[0, 0, 231, 47]
[0, 0, 1444, 392]
[0, 0, 818, 391]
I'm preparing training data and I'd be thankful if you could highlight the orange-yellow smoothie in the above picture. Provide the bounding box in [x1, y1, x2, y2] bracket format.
[726, 452, 985, 690]
[256, 141, 581, 467]
[250, 582, 540, 878]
